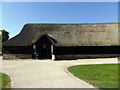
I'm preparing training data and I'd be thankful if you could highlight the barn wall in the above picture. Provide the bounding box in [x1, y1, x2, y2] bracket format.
[53, 46, 120, 55]
[3, 54, 32, 60]
[2, 23, 119, 60]
[118, 23, 120, 45]
[3, 46, 33, 60]
[3, 46, 32, 54]
[54, 46, 120, 60]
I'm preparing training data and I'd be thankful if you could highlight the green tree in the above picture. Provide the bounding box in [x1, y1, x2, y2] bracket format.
[0, 30, 9, 42]
[0, 30, 9, 52]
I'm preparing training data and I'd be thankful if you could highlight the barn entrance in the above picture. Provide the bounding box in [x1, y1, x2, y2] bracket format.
[32, 34, 57, 60]
[35, 44, 52, 59]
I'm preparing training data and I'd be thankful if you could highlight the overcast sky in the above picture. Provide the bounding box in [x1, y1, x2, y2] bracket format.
[1, 2, 118, 38]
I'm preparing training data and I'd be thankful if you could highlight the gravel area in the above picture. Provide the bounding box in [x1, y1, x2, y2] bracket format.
[1, 57, 118, 88]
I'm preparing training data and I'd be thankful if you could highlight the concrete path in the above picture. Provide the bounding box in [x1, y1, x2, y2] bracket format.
[1, 58, 118, 88]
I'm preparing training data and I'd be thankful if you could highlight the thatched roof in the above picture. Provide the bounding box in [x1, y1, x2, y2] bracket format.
[3, 23, 119, 46]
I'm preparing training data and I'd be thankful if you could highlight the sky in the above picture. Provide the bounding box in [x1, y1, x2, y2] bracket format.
[1, 2, 118, 38]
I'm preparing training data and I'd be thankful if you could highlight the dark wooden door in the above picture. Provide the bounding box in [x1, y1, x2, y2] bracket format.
[36, 44, 52, 59]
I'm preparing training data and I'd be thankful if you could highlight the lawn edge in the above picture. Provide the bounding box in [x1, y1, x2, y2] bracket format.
[2, 73, 13, 89]
[65, 65, 99, 89]
[66, 63, 119, 89]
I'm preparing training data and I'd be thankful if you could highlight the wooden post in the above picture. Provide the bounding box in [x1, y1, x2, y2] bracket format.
[51, 45, 55, 60]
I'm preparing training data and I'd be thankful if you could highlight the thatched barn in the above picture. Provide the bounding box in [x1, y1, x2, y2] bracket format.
[3, 23, 120, 60]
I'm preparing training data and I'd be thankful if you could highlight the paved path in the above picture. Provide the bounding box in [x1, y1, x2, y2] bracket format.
[1, 58, 118, 88]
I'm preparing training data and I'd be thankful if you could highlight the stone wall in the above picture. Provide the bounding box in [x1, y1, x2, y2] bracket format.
[3, 54, 119, 60]
[55, 54, 120, 60]
[3, 54, 32, 60]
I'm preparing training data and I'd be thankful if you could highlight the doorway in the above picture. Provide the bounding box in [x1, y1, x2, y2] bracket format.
[37, 44, 52, 59]
[32, 34, 57, 59]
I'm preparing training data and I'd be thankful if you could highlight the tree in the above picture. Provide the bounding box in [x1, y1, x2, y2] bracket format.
[0, 30, 9, 42]
[0, 30, 9, 52]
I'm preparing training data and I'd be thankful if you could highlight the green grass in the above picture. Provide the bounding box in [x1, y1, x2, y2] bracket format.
[68, 64, 118, 89]
[0, 73, 10, 88]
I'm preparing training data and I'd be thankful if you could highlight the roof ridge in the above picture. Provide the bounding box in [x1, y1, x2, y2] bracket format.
[26, 22, 119, 25]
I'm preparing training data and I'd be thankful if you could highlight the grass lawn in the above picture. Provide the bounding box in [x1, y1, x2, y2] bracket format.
[0, 73, 10, 88]
[68, 64, 118, 89]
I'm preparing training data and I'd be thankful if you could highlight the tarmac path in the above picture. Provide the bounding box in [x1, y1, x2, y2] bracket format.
[1, 57, 118, 88]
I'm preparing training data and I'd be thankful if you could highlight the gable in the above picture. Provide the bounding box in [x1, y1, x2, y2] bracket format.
[34, 34, 57, 45]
